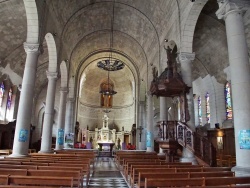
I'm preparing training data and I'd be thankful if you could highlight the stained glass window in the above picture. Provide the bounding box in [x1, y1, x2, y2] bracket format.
[7, 87, 12, 109]
[0, 82, 5, 107]
[198, 96, 202, 126]
[205, 92, 210, 123]
[225, 82, 232, 119]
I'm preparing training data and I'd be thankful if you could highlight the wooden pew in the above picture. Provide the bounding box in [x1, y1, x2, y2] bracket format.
[144, 177, 205, 188]
[8, 175, 74, 187]
[136, 171, 234, 188]
[205, 177, 250, 186]
[27, 169, 81, 188]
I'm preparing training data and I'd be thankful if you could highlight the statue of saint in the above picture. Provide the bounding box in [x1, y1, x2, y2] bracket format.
[102, 114, 109, 128]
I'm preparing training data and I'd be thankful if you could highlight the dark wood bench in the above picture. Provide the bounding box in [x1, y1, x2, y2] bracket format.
[144, 177, 205, 188]
[8, 175, 74, 187]
[136, 171, 234, 188]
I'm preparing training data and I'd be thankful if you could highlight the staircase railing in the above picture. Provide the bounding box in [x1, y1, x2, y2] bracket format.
[164, 121, 217, 166]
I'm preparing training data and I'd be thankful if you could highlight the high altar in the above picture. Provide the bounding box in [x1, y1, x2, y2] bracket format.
[77, 114, 126, 150]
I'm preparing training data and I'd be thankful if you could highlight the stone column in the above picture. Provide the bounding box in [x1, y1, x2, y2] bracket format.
[216, 0, 250, 175]
[159, 97, 167, 155]
[178, 52, 197, 164]
[64, 98, 75, 148]
[39, 71, 58, 153]
[11, 43, 39, 157]
[55, 87, 68, 150]
[138, 101, 145, 150]
[146, 92, 154, 152]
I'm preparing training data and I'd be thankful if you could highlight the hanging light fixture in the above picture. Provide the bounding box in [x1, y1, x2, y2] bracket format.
[98, 0, 124, 97]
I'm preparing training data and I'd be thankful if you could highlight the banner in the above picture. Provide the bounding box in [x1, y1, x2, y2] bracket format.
[58, 129, 64, 145]
[18, 129, 28, 142]
[65, 133, 74, 148]
[146, 131, 152, 147]
[239, 130, 250, 149]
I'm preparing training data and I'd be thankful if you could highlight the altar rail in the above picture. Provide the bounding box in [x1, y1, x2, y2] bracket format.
[161, 121, 216, 166]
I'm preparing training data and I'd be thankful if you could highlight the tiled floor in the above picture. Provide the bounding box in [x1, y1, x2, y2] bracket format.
[88, 157, 128, 188]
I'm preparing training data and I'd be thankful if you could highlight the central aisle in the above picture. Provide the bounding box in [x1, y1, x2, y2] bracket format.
[88, 157, 128, 188]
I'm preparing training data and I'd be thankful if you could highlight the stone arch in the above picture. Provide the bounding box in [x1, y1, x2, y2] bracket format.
[23, 0, 39, 43]
[45, 33, 57, 73]
[60, 61, 68, 88]
[181, 0, 208, 53]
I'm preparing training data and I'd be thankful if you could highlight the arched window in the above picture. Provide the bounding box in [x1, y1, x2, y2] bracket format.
[0, 82, 5, 107]
[205, 92, 210, 123]
[7, 87, 12, 109]
[198, 96, 202, 126]
[225, 82, 232, 119]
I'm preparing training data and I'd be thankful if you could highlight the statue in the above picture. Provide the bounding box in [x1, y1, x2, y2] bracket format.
[102, 114, 109, 128]
[164, 45, 178, 81]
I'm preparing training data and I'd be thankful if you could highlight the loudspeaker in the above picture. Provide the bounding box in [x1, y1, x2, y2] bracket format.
[215, 123, 220, 129]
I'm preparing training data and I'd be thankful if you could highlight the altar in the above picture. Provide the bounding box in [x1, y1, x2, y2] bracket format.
[75, 114, 133, 151]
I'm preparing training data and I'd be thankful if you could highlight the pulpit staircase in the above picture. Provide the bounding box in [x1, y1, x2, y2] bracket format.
[160, 121, 217, 166]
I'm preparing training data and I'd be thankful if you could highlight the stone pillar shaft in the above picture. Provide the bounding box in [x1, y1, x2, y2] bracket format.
[179, 52, 195, 129]
[39, 71, 57, 153]
[138, 101, 146, 150]
[64, 98, 74, 136]
[55, 87, 68, 150]
[12, 43, 39, 157]
[146, 93, 154, 152]
[217, 0, 250, 171]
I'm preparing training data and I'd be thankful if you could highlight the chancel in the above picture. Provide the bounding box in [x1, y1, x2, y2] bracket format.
[1, 1, 250, 187]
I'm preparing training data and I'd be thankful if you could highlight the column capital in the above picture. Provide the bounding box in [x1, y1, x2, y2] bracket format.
[178, 52, 195, 62]
[23, 42, 40, 53]
[60, 87, 68, 93]
[46, 71, 58, 79]
[216, 0, 243, 20]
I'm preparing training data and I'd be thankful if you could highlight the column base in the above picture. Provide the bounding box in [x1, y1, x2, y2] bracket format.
[8, 153, 29, 158]
[38, 150, 54, 154]
[146, 147, 154, 152]
[180, 157, 198, 165]
[232, 166, 250, 176]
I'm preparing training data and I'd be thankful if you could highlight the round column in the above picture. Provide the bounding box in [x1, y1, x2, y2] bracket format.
[146, 92, 154, 152]
[138, 101, 146, 150]
[11, 43, 39, 157]
[179, 52, 195, 129]
[64, 98, 75, 148]
[55, 87, 68, 150]
[159, 97, 167, 155]
[39, 71, 58, 153]
[178, 52, 197, 164]
[216, 0, 250, 175]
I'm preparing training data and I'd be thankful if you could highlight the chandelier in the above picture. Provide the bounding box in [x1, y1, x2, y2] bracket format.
[98, 0, 124, 97]
[97, 59, 124, 71]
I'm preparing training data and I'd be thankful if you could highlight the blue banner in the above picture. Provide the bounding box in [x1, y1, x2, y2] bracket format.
[146, 131, 152, 147]
[18, 129, 28, 142]
[58, 129, 64, 145]
[239, 130, 250, 149]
